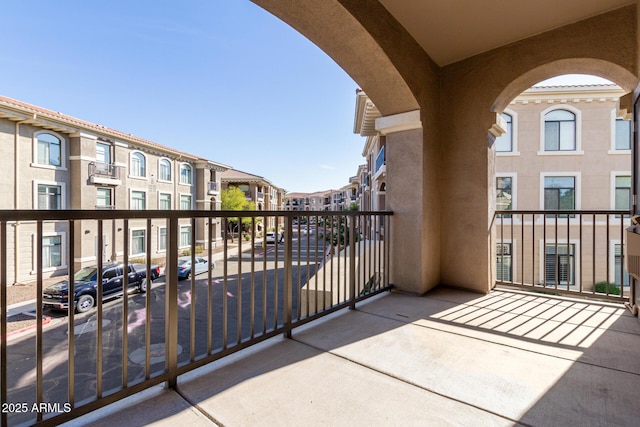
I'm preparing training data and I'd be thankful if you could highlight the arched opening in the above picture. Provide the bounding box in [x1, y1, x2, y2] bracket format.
[491, 70, 635, 297]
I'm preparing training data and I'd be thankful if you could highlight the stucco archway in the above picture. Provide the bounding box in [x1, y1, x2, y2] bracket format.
[493, 59, 638, 115]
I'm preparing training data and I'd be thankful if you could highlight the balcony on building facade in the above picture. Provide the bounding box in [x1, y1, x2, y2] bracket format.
[207, 181, 220, 195]
[88, 162, 121, 186]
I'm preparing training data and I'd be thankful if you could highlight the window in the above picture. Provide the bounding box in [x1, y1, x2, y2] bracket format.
[544, 109, 576, 151]
[615, 176, 631, 211]
[131, 230, 146, 255]
[36, 133, 61, 166]
[180, 226, 192, 248]
[96, 188, 112, 209]
[38, 184, 62, 209]
[159, 193, 172, 210]
[545, 244, 575, 286]
[496, 243, 512, 282]
[42, 235, 62, 268]
[130, 152, 146, 178]
[615, 119, 631, 150]
[544, 176, 575, 211]
[96, 142, 111, 164]
[180, 194, 192, 210]
[496, 177, 512, 211]
[180, 164, 192, 185]
[614, 244, 630, 288]
[158, 227, 167, 251]
[495, 113, 512, 152]
[159, 159, 172, 182]
[131, 190, 146, 210]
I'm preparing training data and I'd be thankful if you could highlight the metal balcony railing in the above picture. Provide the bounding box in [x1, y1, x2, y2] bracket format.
[0, 209, 392, 426]
[88, 162, 120, 180]
[493, 210, 631, 302]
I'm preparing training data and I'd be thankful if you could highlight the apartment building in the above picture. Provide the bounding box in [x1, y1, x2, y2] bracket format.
[220, 169, 285, 230]
[0, 95, 230, 284]
[494, 83, 631, 290]
[353, 90, 386, 212]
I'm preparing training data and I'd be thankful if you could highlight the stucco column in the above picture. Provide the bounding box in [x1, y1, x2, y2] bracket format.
[377, 110, 438, 294]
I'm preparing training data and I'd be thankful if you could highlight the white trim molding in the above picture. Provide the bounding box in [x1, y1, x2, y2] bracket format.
[375, 110, 421, 135]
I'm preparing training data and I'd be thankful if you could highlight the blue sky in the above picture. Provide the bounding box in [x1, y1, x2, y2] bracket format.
[0, 1, 365, 193]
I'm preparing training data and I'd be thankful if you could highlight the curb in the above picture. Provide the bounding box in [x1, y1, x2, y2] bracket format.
[4, 315, 52, 341]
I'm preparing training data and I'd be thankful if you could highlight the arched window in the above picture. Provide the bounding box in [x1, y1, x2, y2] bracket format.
[36, 133, 62, 166]
[130, 152, 146, 177]
[544, 109, 575, 151]
[495, 113, 512, 152]
[180, 164, 192, 184]
[159, 159, 172, 181]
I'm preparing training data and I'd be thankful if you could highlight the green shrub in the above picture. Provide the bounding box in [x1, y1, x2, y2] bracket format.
[594, 281, 621, 295]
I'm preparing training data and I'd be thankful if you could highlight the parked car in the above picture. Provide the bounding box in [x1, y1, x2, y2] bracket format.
[43, 262, 156, 313]
[177, 256, 216, 279]
[301, 226, 314, 235]
[132, 264, 161, 280]
[265, 231, 283, 244]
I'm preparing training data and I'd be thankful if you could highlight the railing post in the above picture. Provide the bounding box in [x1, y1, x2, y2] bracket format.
[283, 214, 293, 338]
[166, 216, 179, 388]
[349, 214, 357, 310]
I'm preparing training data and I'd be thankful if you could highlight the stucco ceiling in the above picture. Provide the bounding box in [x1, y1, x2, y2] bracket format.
[379, 0, 635, 66]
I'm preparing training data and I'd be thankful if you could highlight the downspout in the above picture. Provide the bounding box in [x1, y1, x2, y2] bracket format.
[14, 114, 36, 284]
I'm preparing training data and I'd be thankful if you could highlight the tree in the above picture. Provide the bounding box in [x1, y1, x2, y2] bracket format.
[221, 187, 257, 242]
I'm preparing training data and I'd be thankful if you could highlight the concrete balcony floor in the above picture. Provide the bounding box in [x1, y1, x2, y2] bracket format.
[64, 287, 640, 426]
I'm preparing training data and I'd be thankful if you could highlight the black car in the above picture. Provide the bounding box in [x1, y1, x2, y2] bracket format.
[43, 263, 155, 313]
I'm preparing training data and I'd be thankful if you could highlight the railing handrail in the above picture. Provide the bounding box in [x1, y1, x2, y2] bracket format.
[495, 209, 630, 215]
[0, 209, 393, 222]
[1, 209, 393, 426]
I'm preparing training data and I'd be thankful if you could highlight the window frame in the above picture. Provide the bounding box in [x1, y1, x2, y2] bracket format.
[496, 173, 517, 215]
[542, 242, 577, 287]
[538, 105, 583, 155]
[495, 110, 519, 155]
[130, 228, 146, 256]
[130, 189, 147, 210]
[180, 193, 192, 210]
[32, 131, 66, 170]
[32, 231, 67, 273]
[610, 110, 632, 153]
[611, 171, 632, 212]
[33, 180, 66, 210]
[158, 227, 167, 253]
[96, 187, 113, 209]
[129, 151, 147, 179]
[158, 192, 172, 210]
[179, 163, 193, 185]
[158, 158, 172, 182]
[540, 172, 581, 212]
[179, 225, 192, 248]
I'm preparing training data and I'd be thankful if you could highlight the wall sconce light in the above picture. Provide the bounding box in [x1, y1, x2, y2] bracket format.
[84, 230, 90, 234]
[117, 228, 123, 232]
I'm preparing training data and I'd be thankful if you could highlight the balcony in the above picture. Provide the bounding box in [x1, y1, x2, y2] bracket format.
[1, 209, 638, 426]
[88, 162, 121, 186]
[39, 287, 640, 425]
[207, 181, 219, 195]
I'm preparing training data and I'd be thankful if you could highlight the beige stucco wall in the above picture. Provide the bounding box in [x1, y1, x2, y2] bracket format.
[254, 1, 638, 295]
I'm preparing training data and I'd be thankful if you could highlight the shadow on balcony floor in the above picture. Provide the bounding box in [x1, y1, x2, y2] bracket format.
[64, 287, 640, 426]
